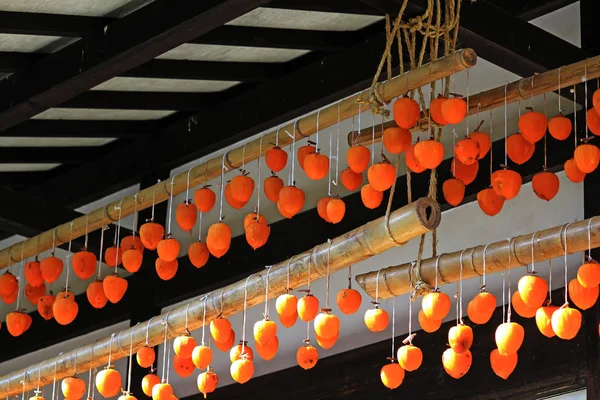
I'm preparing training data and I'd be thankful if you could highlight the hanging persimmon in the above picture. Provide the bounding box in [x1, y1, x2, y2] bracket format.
[336, 287, 362, 315]
[451, 158, 478, 185]
[519, 111, 548, 143]
[245, 219, 270, 250]
[588, 108, 600, 135]
[491, 169, 522, 200]
[448, 324, 474, 354]
[442, 348, 472, 379]
[157, 236, 180, 262]
[121, 235, 144, 253]
[230, 358, 254, 384]
[1, 288, 17, 304]
[383, 127, 411, 154]
[297, 294, 319, 322]
[142, 374, 160, 398]
[137, 346, 155, 368]
[39, 256, 63, 284]
[535, 305, 558, 338]
[5, 311, 32, 337]
[206, 222, 232, 258]
[455, 138, 480, 166]
[72, 251, 96, 280]
[53, 291, 78, 325]
[316, 332, 338, 349]
[194, 186, 216, 213]
[87, 280, 107, 309]
[155, 258, 178, 281]
[297, 144, 316, 170]
[210, 317, 232, 343]
[422, 291, 451, 320]
[469, 130, 491, 159]
[360, 184, 383, 209]
[214, 329, 235, 352]
[506, 133, 535, 165]
[174, 333, 197, 358]
[173, 354, 195, 378]
[326, 198, 345, 224]
[256, 336, 279, 361]
[24, 259, 43, 288]
[443, 178, 465, 207]
[265, 146, 288, 172]
[441, 97, 467, 124]
[304, 151, 330, 180]
[140, 221, 164, 251]
[551, 305, 582, 340]
[317, 197, 332, 223]
[37, 293, 55, 320]
[393, 97, 421, 129]
[397, 344, 423, 372]
[405, 143, 426, 173]
[568, 278, 599, 310]
[103, 274, 128, 304]
[347, 145, 370, 173]
[176, 202, 197, 232]
[364, 307, 389, 332]
[264, 175, 284, 202]
[152, 382, 173, 400]
[380, 362, 405, 389]
[254, 318, 278, 346]
[296, 344, 318, 370]
[578, 259, 600, 288]
[104, 246, 122, 267]
[192, 345, 212, 369]
[230, 174, 255, 203]
[197, 369, 218, 398]
[490, 349, 518, 380]
[367, 161, 396, 191]
[477, 188, 505, 217]
[276, 293, 298, 317]
[277, 186, 305, 218]
[532, 171, 560, 201]
[414, 139, 444, 169]
[62, 376, 86, 400]
[25, 283, 45, 305]
[511, 291, 537, 318]
[594, 89, 600, 114]
[340, 168, 362, 191]
[467, 291, 496, 325]
[495, 322, 524, 355]
[564, 158, 586, 183]
[188, 241, 209, 269]
[122, 247, 143, 274]
[278, 311, 298, 328]
[548, 114, 572, 140]
[418, 309, 442, 333]
[314, 312, 340, 340]
[96, 366, 122, 398]
[574, 143, 600, 173]
[518, 274, 548, 308]
[0, 271, 18, 297]
[430, 95, 449, 126]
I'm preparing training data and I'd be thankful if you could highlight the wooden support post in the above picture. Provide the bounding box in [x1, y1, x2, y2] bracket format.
[356, 217, 600, 300]
[348, 54, 600, 146]
[0, 49, 475, 272]
[0, 198, 440, 396]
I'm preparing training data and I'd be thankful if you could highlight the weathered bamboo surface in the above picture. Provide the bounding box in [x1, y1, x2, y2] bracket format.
[0, 49, 474, 270]
[348, 54, 600, 146]
[356, 217, 600, 300]
[0, 198, 440, 396]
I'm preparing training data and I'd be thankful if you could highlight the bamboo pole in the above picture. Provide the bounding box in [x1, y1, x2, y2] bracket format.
[0, 198, 440, 396]
[348, 54, 600, 146]
[0, 49, 475, 271]
[355, 217, 600, 300]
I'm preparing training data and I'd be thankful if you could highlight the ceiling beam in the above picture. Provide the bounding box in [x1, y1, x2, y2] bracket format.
[489, 0, 578, 20]
[0, 11, 111, 37]
[193, 25, 355, 52]
[0, 171, 51, 186]
[1, 120, 157, 138]
[265, 0, 382, 15]
[61, 91, 222, 112]
[0, 0, 273, 132]
[0, 52, 44, 73]
[122, 59, 281, 82]
[0, 146, 101, 164]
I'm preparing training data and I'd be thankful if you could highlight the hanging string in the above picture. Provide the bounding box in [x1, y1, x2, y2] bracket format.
[86, 342, 95, 400]
[407, 263, 415, 340]
[145, 317, 154, 348]
[434, 256, 441, 290]
[563, 223, 571, 304]
[107, 333, 116, 367]
[482, 243, 491, 290]
[548, 258, 553, 305]
[327, 126, 333, 197]
[285, 257, 294, 294]
[334, 103, 341, 195]
[390, 297, 396, 359]
[241, 276, 252, 353]
[151, 182, 158, 222]
[132, 194, 139, 239]
[166, 177, 175, 234]
[184, 302, 191, 335]
[507, 238, 512, 322]
[458, 250, 466, 323]
[502, 272, 506, 323]
[584, 64, 589, 139]
[375, 269, 382, 305]
[51, 355, 60, 400]
[161, 316, 168, 381]
[197, 211, 203, 242]
[84, 215, 89, 250]
[306, 249, 312, 293]
[504, 81, 508, 166]
[530, 232, 538, 273]
[185, 167, 193, 205]
[573, 86, 578, 149]
[201, 295, 208, 346]
[51, 229, 57, 256]
[347, 265, 352, 289]
[285, 121, 298, 186]
[489, 108, 493, 182]
[465, 69, 470, 134]
[587, 217, 594, 260]
[557, 67, 562, 114]
[113, 201, 123, 273]
[256, 136, 264, 217]
[325, 239, 332, 309]
[315, 110, 321, 151]
[126, 327, 135, 394]
[264, 266, 272, 319]
[166, 337, 172, 384]
[36, 360, 44, 393]
[64, 222, 74, 295]
[15, 245, 25, 310]
[219, 154, 226, 222]
[96, 224, 106, 281]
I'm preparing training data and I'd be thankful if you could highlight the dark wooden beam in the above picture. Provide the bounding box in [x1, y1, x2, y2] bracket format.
[0, 146, 102, 164]
[0, 0, 273, 132]
[0, 52, 44, 73]
[197, 288, 588, 399]
[2, 120, 157, 138]
[497, 0, 579, 20]
[266, 0, 383, 15]
[62, 91, 222, 112]
[123, 59, 281, 82]
[0, 171, 51, 186]
[194, 25, 355, 52]
[0, 11, 111, 37]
